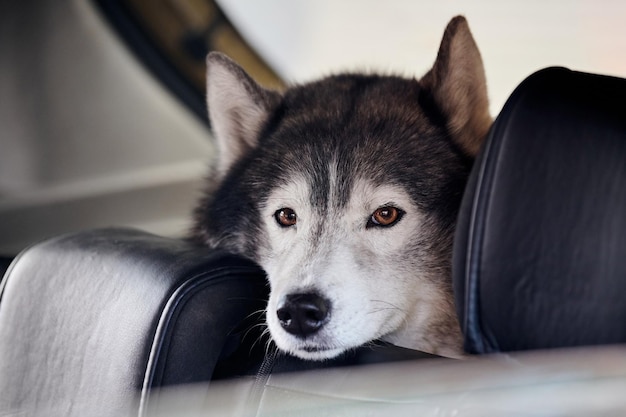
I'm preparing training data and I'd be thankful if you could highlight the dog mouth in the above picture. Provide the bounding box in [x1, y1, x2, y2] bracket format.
[288, 342, 348, 360]
[302, 344, 333, 353]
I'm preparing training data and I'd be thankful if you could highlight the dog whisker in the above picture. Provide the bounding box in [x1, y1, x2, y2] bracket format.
[367, 299, 405, 315]
[263, 331, 276, 357]
[367, 308, 396, 315]
[369, 299, 402, 308]
[242, 308, 267, 322]
[226, 307, 266, 341]
[363, 339, 386, 350]
[248, 324, 273, 356]
[243, 308, 269, 353]
[248, 335, 264, 356]
[242, 322, 268, 342]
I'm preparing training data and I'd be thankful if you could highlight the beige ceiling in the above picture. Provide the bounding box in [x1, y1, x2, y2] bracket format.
[216, 0, 626, 115]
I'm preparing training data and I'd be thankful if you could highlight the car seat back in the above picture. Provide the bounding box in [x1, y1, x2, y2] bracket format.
[0, 228, 267, 416]
[454, 67, 626, 354]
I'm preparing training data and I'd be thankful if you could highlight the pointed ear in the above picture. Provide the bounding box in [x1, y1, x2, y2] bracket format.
[421, 16, 492, 157]
[206, 52, 281, 175]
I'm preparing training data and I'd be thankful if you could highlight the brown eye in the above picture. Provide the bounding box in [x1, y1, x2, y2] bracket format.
[275, 208, 297, 227]
[367, 206, 403, 228]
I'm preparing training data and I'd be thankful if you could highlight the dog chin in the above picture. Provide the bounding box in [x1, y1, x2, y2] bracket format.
[271, 336, 349, 360]
[285, 345, 347, 361]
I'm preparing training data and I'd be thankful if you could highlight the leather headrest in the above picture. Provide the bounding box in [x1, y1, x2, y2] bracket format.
[454, 67, 626, 354]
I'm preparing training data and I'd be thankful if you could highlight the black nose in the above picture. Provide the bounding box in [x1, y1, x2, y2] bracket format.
[276, 293, 331, 337]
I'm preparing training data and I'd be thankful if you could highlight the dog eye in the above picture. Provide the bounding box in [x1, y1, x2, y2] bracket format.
[367, 206, 403, 228]
[275, 208, 297, 227]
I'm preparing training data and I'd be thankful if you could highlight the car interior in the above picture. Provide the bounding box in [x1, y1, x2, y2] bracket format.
[1, 1, 625, 416]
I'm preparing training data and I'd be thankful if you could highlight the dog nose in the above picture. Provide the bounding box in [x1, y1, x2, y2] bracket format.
[276, 293, 331, 337]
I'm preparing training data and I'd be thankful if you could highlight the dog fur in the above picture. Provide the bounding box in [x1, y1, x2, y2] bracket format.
[192, 16, 491, 360]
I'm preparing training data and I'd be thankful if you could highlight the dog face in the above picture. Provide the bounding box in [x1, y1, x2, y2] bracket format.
[193, 16, 491, 360]
[260, 176, 450, 360]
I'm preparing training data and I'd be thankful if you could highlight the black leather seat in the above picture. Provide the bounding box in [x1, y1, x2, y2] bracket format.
[0, 257, 11, 281]
[1, 67, 625, 416]
[0, 229, 269, 416]
[454, 67, 626, 354]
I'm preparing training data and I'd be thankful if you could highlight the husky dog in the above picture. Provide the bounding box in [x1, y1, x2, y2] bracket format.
[193, 16, 491, 360]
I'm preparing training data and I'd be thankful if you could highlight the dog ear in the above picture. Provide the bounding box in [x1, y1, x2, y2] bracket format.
[206, 52, 281, 175]
[421, 16, 492, 157]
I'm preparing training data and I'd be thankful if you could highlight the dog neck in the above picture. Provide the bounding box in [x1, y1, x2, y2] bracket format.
[381, 296, 465, 359]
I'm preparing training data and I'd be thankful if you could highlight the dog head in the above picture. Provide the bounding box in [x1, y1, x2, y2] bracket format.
[194, 16, 490, 360]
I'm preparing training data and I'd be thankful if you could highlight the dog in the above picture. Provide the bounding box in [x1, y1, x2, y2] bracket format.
[192, 16, 491, 360]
